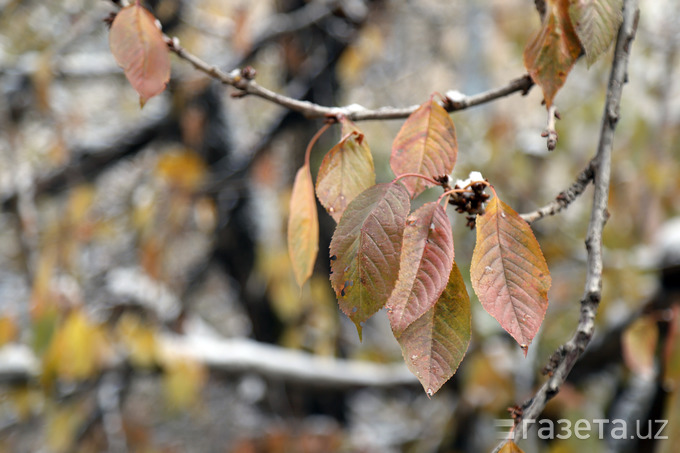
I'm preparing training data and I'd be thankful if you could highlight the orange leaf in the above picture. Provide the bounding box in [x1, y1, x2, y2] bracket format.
[391, 98, 458, 198]
[315, 119, 375, 222]
[387, 202, 454, 335]
[523, 0, 583, 108]
[329, 183, 410, 338]
[397, 262, 471, 396]
[288, 164, 319, 287]
[569, 0, 623, 66]
[622, 315, 658, 378]
[109, 2, 171, 106]
[470, 192, 551, 354]
[499, 441, 526, 453]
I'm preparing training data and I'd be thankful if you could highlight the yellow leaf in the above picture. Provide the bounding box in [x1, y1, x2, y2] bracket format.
[163, 357, 206, 410]
[116, 314, 157, 368]
[288, 164, 319, 288]
[0, 315, 18, 346]
[155, 148, 207, 191]
[43, 310, 110, 382]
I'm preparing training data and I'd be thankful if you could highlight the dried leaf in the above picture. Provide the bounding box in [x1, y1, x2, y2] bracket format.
[391, 98, 457, 198]
[315, 119, 375, 222]
[387, 202, 454, 335]
[569, 0, 623, 66]
[524, 0, 583, 108]
[622, 315, 658, 378]
[499, 441, 526, 453]
[109, 2, 171, 106]
[288, 164, 319, 287]
[470, 193, 551, 353]
[329, 183, 410, 338]
[397, 262, 471, 396]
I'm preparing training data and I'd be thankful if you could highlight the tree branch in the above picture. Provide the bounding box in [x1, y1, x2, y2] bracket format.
[495, 1, 640, 449]
[167, 35, 533, 121]
[520, 161, 594, 223]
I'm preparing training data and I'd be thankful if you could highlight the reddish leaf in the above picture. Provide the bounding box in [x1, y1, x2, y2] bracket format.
[288, 164, 319, 287]
[329, 183, 410, 338]
[391, 98, 457, 198]
[470, 193, 551, 353]
[315, 119, 375, 223]
[569, 0, 623, 66]
[387, 202, 454, 335]
[523, 0, 583, 108]
[622, 315, 658, 378]
[109, 2, 171, 106]
[397, 262, 471, 396]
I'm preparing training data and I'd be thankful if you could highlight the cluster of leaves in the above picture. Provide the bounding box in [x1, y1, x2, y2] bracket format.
[288, 99, 551, 395]
[525, 0, 623, 107]
[105, 0, 624, 398]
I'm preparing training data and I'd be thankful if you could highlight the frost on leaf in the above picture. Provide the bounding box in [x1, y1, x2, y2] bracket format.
[109, 2, 171, 106]
[391, 98, 457, 199]
[288, 164, 319, 287]
[569, 0, 623, 67]
[329, 183, 410, 338]
[316, 118, 375, 223]
[523, 0, 583, 108]
[387, 202, 454, 335]
[397, 262, 471, 396]
[470, 192, 551, 354]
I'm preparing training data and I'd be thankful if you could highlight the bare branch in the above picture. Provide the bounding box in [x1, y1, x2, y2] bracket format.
[167, 35, 533, 121]
[520, 162, 594, 223]
[0, 333, 417, 388]
[494, 1, 640, 449]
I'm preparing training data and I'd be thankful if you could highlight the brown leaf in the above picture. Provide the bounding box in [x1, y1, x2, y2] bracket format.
[387, 202, 454, 335]
[391, 98, 457, 198]
[470, 193, 551, 354]
[329, 183, 410, 338]
[397, 262, 471, 396]
[315, 119, 375, 223]
[523, 0, 583, 108]
[288, 164, 319, 287]
[109, 3, 171, 106]
[569, 0, 623, 66]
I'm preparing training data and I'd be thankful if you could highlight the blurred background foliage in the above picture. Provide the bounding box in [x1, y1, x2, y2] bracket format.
[0, 0, 679, 452]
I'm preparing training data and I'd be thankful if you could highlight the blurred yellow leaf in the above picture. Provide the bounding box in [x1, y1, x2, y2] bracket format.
[46, 403, 83, 453]
[116, 314, 157, 368]
[337, 24, 384, 84]
[43, 310, 110, 382]
[163, 357, 206, 410]
[155, 148, 207, 191]
[499, 440, 525, 453]
[0, 315, 19, 346]
[622, 315, 658, 378]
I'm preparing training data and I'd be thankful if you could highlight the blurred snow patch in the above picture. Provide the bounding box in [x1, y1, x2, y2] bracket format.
[106, 267, 180, 321]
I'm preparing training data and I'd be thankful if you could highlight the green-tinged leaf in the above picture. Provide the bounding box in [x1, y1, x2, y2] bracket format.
[569, 0, 623, 66]
[387, 202, 454, 335]
[397, 262, 471, 396]
[288, 164, 319, 287]
[391, 98, 457, 199]
[622, 315, 658, 377]
[109, 3, 171, 106]
[499, 441, 526, 453]
[470, 193, 551, 354]
[664, 305, 680, 386]
[524, 0, 583, 108]
[316, 119, 375, 222]
[329, 183, 410, 338]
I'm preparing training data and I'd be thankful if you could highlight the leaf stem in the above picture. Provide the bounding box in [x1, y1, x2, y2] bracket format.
[304, 122, 333, 168]
[392, 173, 441, 187]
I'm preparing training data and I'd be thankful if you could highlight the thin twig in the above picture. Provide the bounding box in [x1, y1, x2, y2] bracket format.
[494, 1, 640, 450]
[520, 162, 594, 223]
[542, 105, 559, 151]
